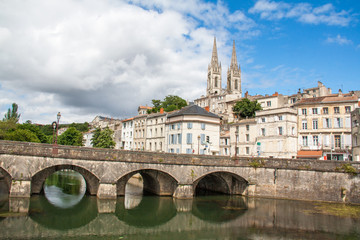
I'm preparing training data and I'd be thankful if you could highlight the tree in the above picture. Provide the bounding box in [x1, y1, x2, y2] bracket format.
[5, 129, 40, 143]
[3, 103, 21, 123]
[149, 95, 187, 113]
[0, 120, 17, 140]
[232, 98, 262, 119]
[91, 127, 115, 149]
[58, 127, 83, 146]
[18, 123, 48, 143]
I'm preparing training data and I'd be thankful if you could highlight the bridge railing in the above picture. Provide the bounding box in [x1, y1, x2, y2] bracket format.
[0, 140, 359, 173]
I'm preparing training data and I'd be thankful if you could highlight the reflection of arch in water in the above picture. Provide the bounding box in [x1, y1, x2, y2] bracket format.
[29, 195, 98, 230]
[115, 196, 177, 227]
[194, 171, 248, 196]
[117, 169, 178, 196]
[192, 195, 248, 223]
[31, 165, 100, 196]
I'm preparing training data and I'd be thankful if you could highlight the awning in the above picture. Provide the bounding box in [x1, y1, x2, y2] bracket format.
[297, 150, 323, 159]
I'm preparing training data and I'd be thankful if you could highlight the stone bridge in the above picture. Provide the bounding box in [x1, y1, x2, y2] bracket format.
[0, 140, 359, 203]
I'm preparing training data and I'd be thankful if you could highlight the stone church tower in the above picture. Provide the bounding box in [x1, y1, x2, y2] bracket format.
[227, 40, 241, 97]
[207, 37, 222, 96]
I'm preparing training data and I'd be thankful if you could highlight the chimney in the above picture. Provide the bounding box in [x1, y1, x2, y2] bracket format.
[160, 108, 164, 114]
[272, 92, 279, 97]
[338, 89, 343, 96]
[205, 106, 210, 112]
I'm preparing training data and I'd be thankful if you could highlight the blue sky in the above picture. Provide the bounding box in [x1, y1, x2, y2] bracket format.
[0, 0, 359, 123]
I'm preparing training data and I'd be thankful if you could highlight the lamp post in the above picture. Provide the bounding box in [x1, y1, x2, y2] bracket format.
[52, 112, 61, 145]
[198, 135, 201, 155]
[235, 130, 238, 157]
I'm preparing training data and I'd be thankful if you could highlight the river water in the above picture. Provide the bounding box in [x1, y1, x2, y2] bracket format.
[0, 170, 360, 239]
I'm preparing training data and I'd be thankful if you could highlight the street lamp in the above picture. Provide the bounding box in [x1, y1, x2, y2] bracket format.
[235, 130, 238, 158]
[198, 135, 201, 155]
[52, 112, 61, 145]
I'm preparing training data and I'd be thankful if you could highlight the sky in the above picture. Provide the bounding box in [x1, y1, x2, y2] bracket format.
[0, 0, 359, 124]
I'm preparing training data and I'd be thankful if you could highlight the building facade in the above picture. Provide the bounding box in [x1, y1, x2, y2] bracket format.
[351, 108, 360, 161]
[145, 112, 167, 152]
[165, 105, 220, 155]
[121, 118, 134, 150]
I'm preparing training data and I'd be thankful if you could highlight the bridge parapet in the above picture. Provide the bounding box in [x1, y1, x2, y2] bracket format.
[0, 140, 359, 173]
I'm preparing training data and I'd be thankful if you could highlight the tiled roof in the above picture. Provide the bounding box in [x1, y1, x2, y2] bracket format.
[294, 94, 357, 105]
[168, 105, 220, 119]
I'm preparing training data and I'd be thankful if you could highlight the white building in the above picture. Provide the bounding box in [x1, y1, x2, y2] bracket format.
[165, 105, 220, 155]
[122, 118, 134, 150]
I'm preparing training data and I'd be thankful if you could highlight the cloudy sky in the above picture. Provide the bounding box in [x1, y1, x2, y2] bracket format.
[0, 0, 359, 124]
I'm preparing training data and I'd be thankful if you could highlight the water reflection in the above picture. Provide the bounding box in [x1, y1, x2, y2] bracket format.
[124, 174, 143, 210]
[44, 170, 86, 208]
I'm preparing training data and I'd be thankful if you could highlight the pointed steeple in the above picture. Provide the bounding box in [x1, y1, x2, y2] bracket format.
[211, 37, 219, 66]
[230, 40, 238, 69]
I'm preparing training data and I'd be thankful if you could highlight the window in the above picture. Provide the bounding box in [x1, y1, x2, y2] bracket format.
[312, 108, 318, 114]
[292, 127, 295, 135]
[335, 135, 341, 148]
[323, 107, 328, 114]
[313, 135, 319, 146]
[186, 133, 192, 144]
[334, 118, 343, 128]
[302, 120, 307, 130]
[267, 101, 271, 107]
[313, 119, 318, 130]
[246, 125, 249, 131]
[177, 134, 182, 144]
[200, 134, 205, 144]
[177, 123, 181, 130]
[278, 127, 283, 136]
[171, 124, 175, 130]
[302, 136, 308, 146]
[187, 122, 193, 129]
[324, 118, 331, 128]
[261, 128, 266, 136]
[334, 107, 340, 114]
[278, 115, 283, 121]
[345, 106, 351, 113]
[206, 136, 210, 143]
[261, 117, 266, 123]
[302, 109, 307, 115]
[186, 148, 192, 154]
[246, 147, 250, 155]
[246, 134, 250, 142]
[201, 123, 206, 130]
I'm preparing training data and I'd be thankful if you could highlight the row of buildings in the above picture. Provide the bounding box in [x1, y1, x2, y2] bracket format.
[84, 38, 360, 161]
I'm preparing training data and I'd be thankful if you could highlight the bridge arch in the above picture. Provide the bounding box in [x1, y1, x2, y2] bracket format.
[116, 169, 178, 196]
[31, 164, 100, 195]
[193, 171, 248, 196]
[0, 166, 12, 194]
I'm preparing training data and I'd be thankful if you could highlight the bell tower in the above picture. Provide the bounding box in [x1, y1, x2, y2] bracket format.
[226, 40, 241, 96]
[207, 37, 222, 96]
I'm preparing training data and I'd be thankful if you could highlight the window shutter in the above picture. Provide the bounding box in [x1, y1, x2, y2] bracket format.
[345, 117, 350, 128]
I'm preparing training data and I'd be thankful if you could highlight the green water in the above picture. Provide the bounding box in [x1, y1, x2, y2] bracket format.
[0, 171, 360, 240]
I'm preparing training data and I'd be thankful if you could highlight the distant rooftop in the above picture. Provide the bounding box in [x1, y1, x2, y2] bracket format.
[168, 105, 220, 119]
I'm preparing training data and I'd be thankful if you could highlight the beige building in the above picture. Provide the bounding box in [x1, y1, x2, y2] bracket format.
[295, 91, 358, 160]
[255, 107, 298, 158]
[121, 118, 134, 150]
[351, 107, 360, 161]
[133, 114, 147, 151]
[145, 111, 167, 152]
[230, 119, 257, 157]
[220, 130, 230, 156]
[165, 105, 220, 155]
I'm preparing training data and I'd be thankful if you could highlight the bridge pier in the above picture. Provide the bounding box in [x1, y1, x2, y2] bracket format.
[173, 184, 193, 199]
[97, 183, 117, 199]
[9, 180, 31, 198]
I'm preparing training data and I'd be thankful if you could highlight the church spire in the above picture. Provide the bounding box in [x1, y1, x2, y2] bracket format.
[230, 40, 238, 69]
[211, 37, 219, 66]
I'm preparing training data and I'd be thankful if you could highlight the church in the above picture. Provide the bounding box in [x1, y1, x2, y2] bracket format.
[194, 37, 243, 122]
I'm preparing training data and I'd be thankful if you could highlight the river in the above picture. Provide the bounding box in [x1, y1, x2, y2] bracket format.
[0, 170, 359, 239]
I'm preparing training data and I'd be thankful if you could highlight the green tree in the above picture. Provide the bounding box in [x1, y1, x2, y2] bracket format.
[18, 123, 48, 143]
[0, 120, 17, 140]
[149, 95, 187, 113]
[232, 98, 262, 119]
[3, 103, 21, 123]
[58, 127, 83, 146]
[91, 127, 115, 149]
[5, 128, 40, 143]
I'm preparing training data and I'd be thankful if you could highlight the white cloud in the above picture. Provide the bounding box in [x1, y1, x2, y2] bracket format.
[249, 0, 353, 26]
[326, 35, 353, 45]
[0, 0, 257, 124]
